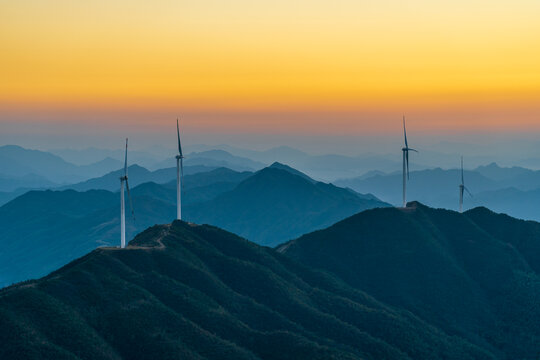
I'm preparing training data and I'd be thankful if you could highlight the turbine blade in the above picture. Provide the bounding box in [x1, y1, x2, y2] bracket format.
[126, 180, 135, 219]
[124, 138, 128, 177]
[465, 186, 473, 197]
[403, 115, 408, 148]
[177, 118, 183, 157]
[408, 148, 419, 153]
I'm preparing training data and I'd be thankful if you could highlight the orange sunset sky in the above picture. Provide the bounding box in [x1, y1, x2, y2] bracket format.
[1, 0, 539, 135]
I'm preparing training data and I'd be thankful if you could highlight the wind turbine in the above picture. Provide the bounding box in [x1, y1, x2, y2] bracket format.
[176, 118, 184, 220]
[402, 116, 418, 208]
[119, 138, 134, 248]
[459, 156, 472, 213]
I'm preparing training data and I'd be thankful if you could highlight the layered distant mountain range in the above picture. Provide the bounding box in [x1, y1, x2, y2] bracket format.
[0, 163, 387, 287]
[4, 144, 540, 224]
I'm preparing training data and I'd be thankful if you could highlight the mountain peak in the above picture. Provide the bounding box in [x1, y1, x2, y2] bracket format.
[404, 200, 428, 209]
[267, 162, 314, 182]
[480, 162, 501, 169]
[127, 163, 150, 172]
[188, 164, 388, 246]
[0, 144, 25, 151]
[269, 161, 287, 167]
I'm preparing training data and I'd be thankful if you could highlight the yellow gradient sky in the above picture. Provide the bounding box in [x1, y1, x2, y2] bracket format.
[1, 0, 539, 134]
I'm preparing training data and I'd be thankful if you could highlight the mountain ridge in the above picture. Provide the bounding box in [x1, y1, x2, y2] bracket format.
[0, 220, 493, 360]
[278, 201, 540, 358]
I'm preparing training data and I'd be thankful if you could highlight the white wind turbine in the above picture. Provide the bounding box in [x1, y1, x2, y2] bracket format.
[459, 156, 472, 213]
[176, 118, 184, 220]
[402, 116, 418, 208]
[119, 138, 135, 248]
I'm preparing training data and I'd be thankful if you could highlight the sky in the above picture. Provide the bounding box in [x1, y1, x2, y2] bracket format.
[1, 0, 539, 151]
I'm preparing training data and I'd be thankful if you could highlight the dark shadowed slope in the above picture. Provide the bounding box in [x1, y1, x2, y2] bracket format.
[186, 167, 389, 246]
[278, 202, 540, 359]
[0, 221, 492, 360]
[464, 206, 540, 274]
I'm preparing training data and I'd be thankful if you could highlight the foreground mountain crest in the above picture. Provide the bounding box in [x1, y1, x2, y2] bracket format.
[279, 201, 540, 359]
[1, 219, 491, 360]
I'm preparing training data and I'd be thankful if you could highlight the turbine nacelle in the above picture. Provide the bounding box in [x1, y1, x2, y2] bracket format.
[402, 147, 418, 153]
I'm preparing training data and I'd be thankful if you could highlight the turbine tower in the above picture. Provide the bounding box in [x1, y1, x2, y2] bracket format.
[119, 138, 134, 248]
[176, 118, 184, 220]
[402, 116, 418, 208]
[459, 156, 472, 213]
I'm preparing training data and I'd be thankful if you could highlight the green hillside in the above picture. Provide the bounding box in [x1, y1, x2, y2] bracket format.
[0, 221, 491, 360]
[278, 202, 540, 359]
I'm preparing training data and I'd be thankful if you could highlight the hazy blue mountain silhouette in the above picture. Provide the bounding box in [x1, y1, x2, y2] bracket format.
[279, 202, 540, 359]
[133, 167, 253, 205]
[0, 173, 56, 193]
[466, 187, 540, 221]
[62, 164, 216, 192]
[191, 144, 426, 181]
[335, 167, 498, 208]
[268, 161, 316, 183]
[0, 145, 123, 184]
[0, 167, 252, 287]
[0, 221, 493, 360]
[0, 165, 384, 286]
[186, 165, 389, 246]
[335, 163, 540, 219]
[48, 146, 161, 168]
[151, 149, 265, 172]
[474, 162, 533, 181]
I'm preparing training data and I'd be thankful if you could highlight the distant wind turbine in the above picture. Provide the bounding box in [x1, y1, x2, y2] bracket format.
[402, 116, 418, 208]
[119, 138, 135, 248]
[176, 118, 184, 220]
[459, 156, 472, 213]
